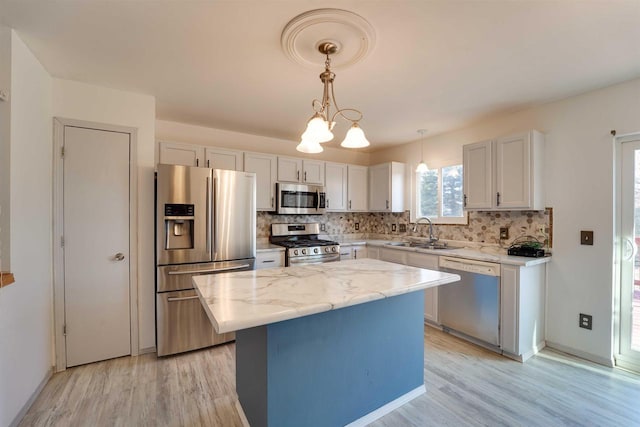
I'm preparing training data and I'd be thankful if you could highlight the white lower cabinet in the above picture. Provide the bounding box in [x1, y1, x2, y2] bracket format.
[339, 245, 368, 260]
[367, 246, 380, 260]
[500, 263, 546, 361]
[255, 250, 284, 270]
[406, 252, 439, 325]
[380, 247, 407, 264]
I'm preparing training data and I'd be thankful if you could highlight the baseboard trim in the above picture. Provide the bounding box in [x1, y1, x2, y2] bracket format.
[345, 385, 426, 427]
[138, 346, 156, 355]
[9, 366, 53, 427]
[546, 340, 614, 367]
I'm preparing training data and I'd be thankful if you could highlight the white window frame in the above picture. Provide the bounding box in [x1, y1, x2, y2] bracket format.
[411, 162, 468, 225]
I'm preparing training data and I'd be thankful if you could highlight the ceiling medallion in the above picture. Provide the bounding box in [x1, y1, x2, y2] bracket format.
[281, 8, 376, 69]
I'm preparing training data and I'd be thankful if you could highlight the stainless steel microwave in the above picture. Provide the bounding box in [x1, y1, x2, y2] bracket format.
[276, 183, 326, 214]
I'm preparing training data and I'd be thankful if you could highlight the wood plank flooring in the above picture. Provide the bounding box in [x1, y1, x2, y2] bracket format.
[19, 327, 640, 427]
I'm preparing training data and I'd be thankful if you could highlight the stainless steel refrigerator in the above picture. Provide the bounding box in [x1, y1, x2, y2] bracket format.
[155, 164, 256, 356]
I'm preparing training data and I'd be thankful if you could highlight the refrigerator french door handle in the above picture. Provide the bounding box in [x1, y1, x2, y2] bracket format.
[213, 177, 217, 256]
[623, 237, 637, 261]
[206, 176, 212, 254]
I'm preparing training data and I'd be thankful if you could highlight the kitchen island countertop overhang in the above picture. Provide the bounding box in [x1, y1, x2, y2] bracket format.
[192, 258, 460, 334]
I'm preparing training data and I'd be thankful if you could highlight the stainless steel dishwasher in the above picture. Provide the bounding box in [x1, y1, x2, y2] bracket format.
[438, 256, 501, 350]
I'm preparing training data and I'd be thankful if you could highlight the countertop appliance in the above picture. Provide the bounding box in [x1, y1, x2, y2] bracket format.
[270, 223, 340, 266]
[276, 183, 326, 215]
[437, 256, 501, 351]
[155, 164, 256, 356]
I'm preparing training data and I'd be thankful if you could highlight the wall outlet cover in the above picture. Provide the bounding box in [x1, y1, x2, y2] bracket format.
[499, 227, 509, 240]
[320, 223, 326, 232]
[391, 224, 397, 232]
[354, 223, 359, 231]
[580, 230, 594, 245]
[579, 313, 593, 330]
[399, 224, 406, 233]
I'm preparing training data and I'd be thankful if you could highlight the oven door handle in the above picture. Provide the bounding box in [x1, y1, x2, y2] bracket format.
[316, 190, 320, 211]
[167, 264, 251, 275]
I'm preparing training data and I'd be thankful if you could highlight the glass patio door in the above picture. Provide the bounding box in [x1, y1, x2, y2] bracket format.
[616, 135, 640, 372]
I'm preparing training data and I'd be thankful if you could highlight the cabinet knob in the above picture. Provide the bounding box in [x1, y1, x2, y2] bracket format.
[114, 252, 125, 261]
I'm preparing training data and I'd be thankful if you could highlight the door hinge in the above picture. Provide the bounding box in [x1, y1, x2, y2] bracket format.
[61, 146, 65, 158]
[61, 236, 65, 247]
[63, 324, 67, 336]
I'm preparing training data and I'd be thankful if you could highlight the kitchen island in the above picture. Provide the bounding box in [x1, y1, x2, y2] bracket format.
[193, 258, 459, 427]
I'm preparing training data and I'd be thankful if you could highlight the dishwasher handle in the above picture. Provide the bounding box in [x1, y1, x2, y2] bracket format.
[439, 256, 501, 277]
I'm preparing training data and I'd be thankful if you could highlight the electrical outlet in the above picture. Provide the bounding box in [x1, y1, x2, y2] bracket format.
[499, 227, 509, 240]
[391, 224, 397, 232]
[580, 230, 594, 245]
[399, 224, 407, 233]
[579, 313, 593, 330]
[320, 223, 326, 232]
[354, 223, 359, 231]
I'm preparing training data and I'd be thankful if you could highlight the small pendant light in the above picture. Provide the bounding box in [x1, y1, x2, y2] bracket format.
[415, 129, 429, 173]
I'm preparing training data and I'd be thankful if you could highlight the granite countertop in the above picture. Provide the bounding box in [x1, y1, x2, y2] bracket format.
[256, 242, 285, 252]
[193, 258, 460, 334]
[335, 238, 550, 267]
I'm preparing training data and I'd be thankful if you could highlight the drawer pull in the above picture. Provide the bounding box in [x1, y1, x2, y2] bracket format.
[261, 260, 275, 263]
[167, 295, 200, 302]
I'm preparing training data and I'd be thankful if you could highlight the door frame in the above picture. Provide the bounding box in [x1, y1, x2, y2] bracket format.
[613, 131, 640, 372]
[52, 117, 139, 372]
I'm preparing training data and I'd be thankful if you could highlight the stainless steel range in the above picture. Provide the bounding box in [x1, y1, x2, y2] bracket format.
[270, 223, 340, 266]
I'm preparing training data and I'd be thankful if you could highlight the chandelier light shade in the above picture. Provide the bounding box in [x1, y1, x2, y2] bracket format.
[297, 41, 369, 153]
[415, 129, 429, 173]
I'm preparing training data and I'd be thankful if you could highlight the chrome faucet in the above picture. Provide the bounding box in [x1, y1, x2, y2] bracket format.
[413, 217, 438, 243]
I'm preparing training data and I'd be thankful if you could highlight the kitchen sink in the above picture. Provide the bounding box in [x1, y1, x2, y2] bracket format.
[386, 241, 449, 250]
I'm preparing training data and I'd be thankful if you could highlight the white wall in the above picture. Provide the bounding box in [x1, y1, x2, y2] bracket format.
[0, 25, 11, 271]
[156, 120, 371, 166]
[372, 78, 640, 364]
[52, 79, 157, 351]
[0, 30, 53, 427]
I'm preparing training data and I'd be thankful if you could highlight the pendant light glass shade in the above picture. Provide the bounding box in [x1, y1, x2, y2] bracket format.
[415, 161, 429, 173]
[301, 114, 334, 143]
[296, 138, 324, 153]
[340, 123, 370, 148]
[415, 129, 428, 172]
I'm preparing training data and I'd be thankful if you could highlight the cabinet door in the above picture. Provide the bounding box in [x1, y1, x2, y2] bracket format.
[353, 245, 367, 259]
[277, 156, 302, 182]
[256, 251, 284, 270]
[463, 140, 493, 209]
[244, 152, 277, 211]
[204, 147, 243, 171]
[325, 162, 348, 211]
[406, 252, 439, 324]
[302, 160, 325, 185]
[495, 133, 530, 209]
[339, 247, 353, 261]
[367, 246, 380, 260]
[158, 141, 204, 167]
[369, 163, 391, 211]
[500, 265, 519, 355]
[380, 247, 407, 264]
[347, 165, 368, 211]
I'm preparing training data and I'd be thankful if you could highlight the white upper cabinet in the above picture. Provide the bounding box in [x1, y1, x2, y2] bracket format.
[347, 165, 368, 211]
[368, 162, 405, 212]
[158, 141, 204, 167]
[244, 152, 277, 211]
[277, 156, 325, 185]
[325, 162, 348, 211]
[463, 130, 545, 211]
[463, 140, 493, 209]
[204, 147, 243, 171]
[495, 131, 544, 210]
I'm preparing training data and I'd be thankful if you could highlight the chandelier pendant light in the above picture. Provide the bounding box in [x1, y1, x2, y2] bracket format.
[297, 42, 370, 153]
[415, 129, 429, 173]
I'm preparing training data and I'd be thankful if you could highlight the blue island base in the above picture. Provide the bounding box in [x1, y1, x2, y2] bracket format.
[236, 290, 426, 427]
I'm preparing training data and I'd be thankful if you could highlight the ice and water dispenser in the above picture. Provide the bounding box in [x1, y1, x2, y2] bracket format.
[163, 203, 195, 250]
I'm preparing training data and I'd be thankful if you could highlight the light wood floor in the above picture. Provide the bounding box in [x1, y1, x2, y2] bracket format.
[20, 327, 640, 427]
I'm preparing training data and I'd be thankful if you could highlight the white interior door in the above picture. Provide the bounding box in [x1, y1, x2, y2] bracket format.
[64, 125, 131, 367]
[617, 135, 640, 373]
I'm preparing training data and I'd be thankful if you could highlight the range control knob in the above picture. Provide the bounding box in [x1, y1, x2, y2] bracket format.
[324, 247, 330, 253]
[294, 249, 299, 256]
[314, 248, 319, 254]
[331, 247, 337, 252]
[302, 249, 307, 255]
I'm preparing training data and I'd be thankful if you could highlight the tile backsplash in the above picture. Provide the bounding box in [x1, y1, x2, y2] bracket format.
[258, 208, 552, 248]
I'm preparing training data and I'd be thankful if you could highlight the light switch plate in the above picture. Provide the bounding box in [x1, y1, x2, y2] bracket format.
[580, 230, 593, 245]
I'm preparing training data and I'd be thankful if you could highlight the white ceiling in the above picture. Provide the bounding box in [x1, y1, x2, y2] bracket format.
[1, 0, 639, 151]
